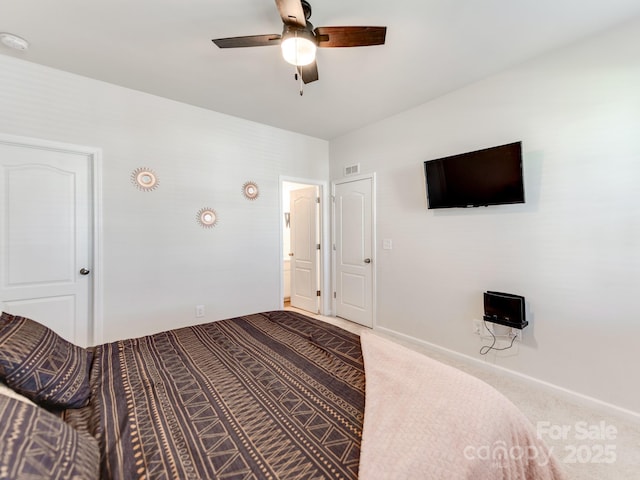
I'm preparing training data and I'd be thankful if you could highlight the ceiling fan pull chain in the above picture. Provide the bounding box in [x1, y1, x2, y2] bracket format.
[293, 66, 302, 95]
[292, 30, 303, 95]
[299, 68, 304, 95]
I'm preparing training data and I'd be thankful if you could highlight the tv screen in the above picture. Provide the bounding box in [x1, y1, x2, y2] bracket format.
[424, 141, 524, 209]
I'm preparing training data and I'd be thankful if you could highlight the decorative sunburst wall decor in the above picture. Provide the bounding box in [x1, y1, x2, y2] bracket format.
[242, 181, 259, 200]
[197, 208, 218, 228]
[131, 167, 159, 192]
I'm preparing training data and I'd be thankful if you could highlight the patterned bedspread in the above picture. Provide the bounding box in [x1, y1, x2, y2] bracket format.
[65, 310, 365, 480]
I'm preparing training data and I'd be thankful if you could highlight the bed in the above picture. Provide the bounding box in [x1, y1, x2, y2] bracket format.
[0, 310, 567, 479]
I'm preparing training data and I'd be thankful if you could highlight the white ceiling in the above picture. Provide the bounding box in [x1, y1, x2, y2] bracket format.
[2, 0, 640, 139]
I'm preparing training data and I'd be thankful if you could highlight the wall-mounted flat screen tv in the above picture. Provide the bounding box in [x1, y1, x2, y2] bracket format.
[424, 141, 524, 209]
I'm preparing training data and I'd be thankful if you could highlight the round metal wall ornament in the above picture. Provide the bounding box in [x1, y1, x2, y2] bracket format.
[242, 181, 259, 200]
[131, 167, 159, 192]
[197, 208, 218, 228]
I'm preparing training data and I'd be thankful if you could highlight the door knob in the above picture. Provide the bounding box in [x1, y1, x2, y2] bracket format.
[79, 268, 91, 275]
[364, 258, 371, 264]
[288, 252, 294, 257]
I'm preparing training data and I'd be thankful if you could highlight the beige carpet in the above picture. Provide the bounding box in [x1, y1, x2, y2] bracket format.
[289, 308, 640, 480]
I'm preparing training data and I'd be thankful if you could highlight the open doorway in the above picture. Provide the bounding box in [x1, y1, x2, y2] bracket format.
[280, 178, 328, 315]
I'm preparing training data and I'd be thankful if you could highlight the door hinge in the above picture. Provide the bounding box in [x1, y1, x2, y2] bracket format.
[316, 243, 321, 250]
[316, 197, 320, 204]
[317, 290, 321, 297]
[333, 292, 336, 299]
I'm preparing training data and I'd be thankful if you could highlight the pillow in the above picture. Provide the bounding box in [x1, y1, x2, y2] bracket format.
[0, 380, 36, 405]
[0, 394, 99, 479]
[0, 312, 93, 408]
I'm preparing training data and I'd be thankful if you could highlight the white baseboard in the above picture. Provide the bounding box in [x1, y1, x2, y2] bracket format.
[374, 325, 640, 424]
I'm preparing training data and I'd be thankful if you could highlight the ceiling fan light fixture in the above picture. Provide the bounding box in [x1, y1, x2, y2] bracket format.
[281, 28, 316, 66]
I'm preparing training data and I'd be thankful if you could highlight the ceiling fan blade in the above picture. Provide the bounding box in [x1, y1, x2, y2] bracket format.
[315, 26, 387, 48]
[275, 0, 306, 28]
[297, 61, 319, 84]
[212, 34, 281, 48]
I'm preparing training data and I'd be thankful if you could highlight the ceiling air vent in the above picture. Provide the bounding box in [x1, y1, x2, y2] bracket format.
[344, 163, 360, 176]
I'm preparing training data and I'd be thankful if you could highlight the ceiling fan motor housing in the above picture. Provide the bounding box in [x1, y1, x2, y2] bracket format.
[301, 0, 312, 20]
[282, 22, 315, 41]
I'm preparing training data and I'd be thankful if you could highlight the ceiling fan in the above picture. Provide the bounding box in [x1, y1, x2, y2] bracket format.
[212, 0, 386, 92]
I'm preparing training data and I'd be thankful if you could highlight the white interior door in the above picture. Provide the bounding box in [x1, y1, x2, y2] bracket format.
[0, 139, 93, 346]
[334, 177, 373, 327]
[290, 186, 319, 313]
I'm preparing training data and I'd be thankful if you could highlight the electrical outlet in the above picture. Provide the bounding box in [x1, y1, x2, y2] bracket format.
[472, 319, 482, 335]
[474, 319, 495, 338]
[485, 322, 495, 337]
[511, 327, 522, 341]
[195, 305, 205, 318]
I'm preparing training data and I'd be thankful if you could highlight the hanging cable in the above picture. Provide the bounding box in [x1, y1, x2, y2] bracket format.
[479, 319, 518, 355]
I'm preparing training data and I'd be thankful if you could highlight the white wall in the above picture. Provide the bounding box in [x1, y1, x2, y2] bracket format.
[0, 55, 329, 342]
[330, 19, 640, 415]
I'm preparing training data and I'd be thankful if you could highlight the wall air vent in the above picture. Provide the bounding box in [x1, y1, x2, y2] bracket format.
[344, 163, 360, 176]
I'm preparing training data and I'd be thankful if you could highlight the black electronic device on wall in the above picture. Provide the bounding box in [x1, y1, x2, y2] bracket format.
[483, 291, 528, 329]
[424, 141, 524, 209]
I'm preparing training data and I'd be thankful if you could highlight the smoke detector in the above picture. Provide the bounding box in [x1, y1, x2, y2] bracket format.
[0, 33, 30, 51]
